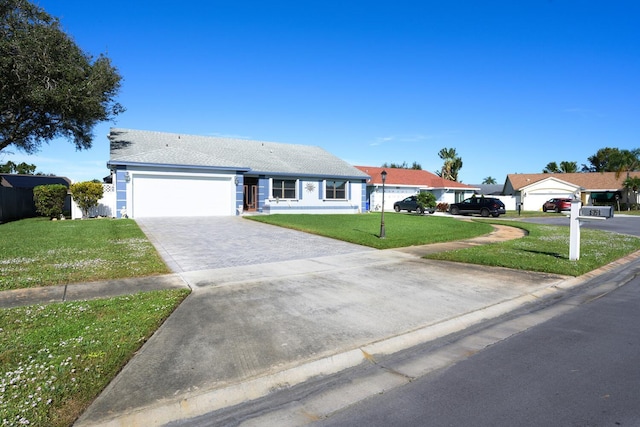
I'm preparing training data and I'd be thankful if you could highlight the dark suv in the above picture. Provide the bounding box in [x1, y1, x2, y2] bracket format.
[449, 197, 506, 217]
[393, 196, 435, 214]
[542, 198, 571, 213]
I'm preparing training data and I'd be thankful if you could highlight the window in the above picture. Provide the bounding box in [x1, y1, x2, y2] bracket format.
[272, 179, 296, 199]
[325, 180, 347, 199]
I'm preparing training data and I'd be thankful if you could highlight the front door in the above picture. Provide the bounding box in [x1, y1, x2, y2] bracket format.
[243, 178, 259, 211]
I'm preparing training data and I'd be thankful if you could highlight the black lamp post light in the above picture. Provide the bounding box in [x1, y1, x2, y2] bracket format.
[379, 169, 387, 239]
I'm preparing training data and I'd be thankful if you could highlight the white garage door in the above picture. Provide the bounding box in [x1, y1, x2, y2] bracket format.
[132, 175, 233, 217]
[525, 193, 572, 211]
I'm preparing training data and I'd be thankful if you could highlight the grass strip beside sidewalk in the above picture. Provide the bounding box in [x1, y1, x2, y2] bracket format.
[0, 289, 190, 427]
[0, 218, 170, 291]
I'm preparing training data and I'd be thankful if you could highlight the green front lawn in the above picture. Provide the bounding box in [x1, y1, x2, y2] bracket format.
[247, 212, 494, 249]
[248, 213, 640, 277]
[0, 289, 189, 427]
[0, 218, 170, 291]
[426, 220, 640, 276]
[0, 218, 186, 426]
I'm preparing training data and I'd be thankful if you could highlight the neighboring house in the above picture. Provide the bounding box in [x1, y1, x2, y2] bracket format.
[474, 184, 503, 196]
[0, 174, 72, 222]
[355, 166, 478, 212]
[107, 128, 369, 218]
[504, 172, 640, 211]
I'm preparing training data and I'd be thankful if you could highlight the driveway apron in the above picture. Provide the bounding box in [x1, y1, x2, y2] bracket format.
[135, 216, 375, 273]
[76, 217, 578, 426]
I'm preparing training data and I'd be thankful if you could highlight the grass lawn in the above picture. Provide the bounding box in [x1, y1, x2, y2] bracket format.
[0, 289, 189, 427]
[247, 212, 494, 249]
[426, 220, 640, 276]
[0, 218, 187, 425]
[248, 213, 640, 277]
[0, 218, 170, 291]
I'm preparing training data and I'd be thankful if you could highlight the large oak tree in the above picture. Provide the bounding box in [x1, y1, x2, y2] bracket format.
[1, 0, 124, 154]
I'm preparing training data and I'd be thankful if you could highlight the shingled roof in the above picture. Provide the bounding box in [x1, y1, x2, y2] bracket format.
[506, 172, 640, 191]
[355, 166, 477, 189]
[0, 174, 71, 189]
[108, 128, 369, 179]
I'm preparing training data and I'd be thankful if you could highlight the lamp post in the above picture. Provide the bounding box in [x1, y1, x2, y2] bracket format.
[380, 170, 387, 239]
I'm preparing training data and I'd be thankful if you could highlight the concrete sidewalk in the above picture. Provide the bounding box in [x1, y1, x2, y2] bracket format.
[71, 225, 588, 427]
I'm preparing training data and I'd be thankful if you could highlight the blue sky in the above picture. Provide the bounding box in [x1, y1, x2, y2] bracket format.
[3, 1, 639, 184]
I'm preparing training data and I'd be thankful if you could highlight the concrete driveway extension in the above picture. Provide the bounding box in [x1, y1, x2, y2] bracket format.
[75, 217, 585, 427]
[136, 216, 375, 273]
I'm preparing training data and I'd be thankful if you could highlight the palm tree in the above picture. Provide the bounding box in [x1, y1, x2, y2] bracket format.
[543, 161, 577, 173]
[542, 162, 560, 173]
[436, 148, 463, 182]
[482, 176, 497, 185]
[623, 176, 640, 210]
[613, 149, 640, 210]
[559, 161, 578, 173]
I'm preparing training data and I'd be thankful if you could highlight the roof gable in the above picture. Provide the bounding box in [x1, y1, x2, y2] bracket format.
[355, 166, 477, 190]
[108, 128, 369, 179]
[520, 176, 581, 192]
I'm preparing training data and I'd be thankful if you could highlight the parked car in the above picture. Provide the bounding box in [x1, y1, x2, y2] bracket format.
[393, 196, 435, 214]
[449, 197, 506, 217]
[542, 198, 572, 213]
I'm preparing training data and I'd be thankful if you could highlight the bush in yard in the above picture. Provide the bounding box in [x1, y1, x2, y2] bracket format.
[33, 184, 68, 218]
[70, 181, 104, 218]
[416, 191, 437, 213]
[437, 202, 449, 213]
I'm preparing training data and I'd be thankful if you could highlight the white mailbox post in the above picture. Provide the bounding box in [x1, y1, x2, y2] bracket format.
[569, 201, 613, 261]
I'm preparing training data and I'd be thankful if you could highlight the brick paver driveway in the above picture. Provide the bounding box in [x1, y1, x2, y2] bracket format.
[136, 216, 374, 273]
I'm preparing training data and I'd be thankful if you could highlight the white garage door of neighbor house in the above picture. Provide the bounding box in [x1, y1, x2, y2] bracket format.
[527, 193, 570, 211]
[132, 175, 232, 217]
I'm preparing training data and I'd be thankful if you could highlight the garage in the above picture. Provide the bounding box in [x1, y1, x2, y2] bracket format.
[132, 174, 233, 217]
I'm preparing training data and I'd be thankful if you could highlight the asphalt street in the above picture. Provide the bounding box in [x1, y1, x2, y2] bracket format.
[518, 213, 640, 237]
[315, 266, 640, 427]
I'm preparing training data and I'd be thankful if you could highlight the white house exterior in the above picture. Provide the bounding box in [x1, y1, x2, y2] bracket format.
[355, 166, 478, 211]
[503, 176, 581, 211]
[504, 172, 640, 211]
[107, 128, 369, 218]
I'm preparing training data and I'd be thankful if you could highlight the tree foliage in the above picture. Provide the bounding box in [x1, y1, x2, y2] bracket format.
[482, 176, 497, 185]
[543, 161, 577, 173]
[582, 147, 640, 173]
[0, 160, 36, 174]
[436, 148, 462, 181]
[33, 183, 67, 218]
[70, 181, 104, 218]
[416, 191, 436, 212]
[622, 176, 640, 211]
[0, 0, 124, 154]
[381, 161, 422, 170]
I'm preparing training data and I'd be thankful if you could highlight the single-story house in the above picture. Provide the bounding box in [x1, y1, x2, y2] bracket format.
[355, 166, 478, 211]
[107, 128, 370, 218]
[504, 172, 640, 211]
